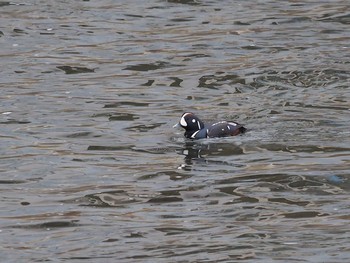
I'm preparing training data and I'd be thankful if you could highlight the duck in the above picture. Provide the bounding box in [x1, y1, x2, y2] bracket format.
[174, 112, 246, 139]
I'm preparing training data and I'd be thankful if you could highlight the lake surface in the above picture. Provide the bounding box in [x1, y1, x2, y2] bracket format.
[1, 0, 349, 262]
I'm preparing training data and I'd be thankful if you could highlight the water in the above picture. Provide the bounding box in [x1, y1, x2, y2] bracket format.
[1, 0, 349, 262]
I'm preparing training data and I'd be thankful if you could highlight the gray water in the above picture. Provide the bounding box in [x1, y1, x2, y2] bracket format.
[1, 0, 350, 262]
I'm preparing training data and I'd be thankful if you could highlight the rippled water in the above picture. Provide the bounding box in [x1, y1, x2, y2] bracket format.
[1, 0, 350, 262]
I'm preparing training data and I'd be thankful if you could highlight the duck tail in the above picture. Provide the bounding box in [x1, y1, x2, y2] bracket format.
[239, 126, 247, 134]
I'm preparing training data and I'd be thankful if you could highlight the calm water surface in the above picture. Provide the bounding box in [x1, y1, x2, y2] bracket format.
[1, 0, 350, 262]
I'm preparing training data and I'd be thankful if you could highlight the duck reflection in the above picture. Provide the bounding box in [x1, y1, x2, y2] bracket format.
[176, 140, 244, 171]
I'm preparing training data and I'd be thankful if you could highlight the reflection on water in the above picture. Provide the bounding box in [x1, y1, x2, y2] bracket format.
[1, 0, 350, 262]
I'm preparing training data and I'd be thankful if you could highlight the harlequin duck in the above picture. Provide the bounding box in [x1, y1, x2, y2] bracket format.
[175, 112, 246, 139]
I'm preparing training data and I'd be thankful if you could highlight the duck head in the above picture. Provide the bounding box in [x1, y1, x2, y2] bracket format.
[174, 112, 206, 139]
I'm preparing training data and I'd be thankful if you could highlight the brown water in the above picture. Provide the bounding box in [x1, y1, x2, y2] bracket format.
[1, 0, 350, 262]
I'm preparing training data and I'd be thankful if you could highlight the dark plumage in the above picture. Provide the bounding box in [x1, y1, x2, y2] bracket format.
[175, 112, 246, 139]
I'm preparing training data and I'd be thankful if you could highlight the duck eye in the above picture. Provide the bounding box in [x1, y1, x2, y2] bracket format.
[192, 119, 196, 123]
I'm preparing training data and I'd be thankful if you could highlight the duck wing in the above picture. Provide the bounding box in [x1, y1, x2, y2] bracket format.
[207, 121, 246, 138]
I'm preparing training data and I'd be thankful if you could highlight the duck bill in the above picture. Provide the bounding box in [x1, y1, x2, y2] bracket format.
[173, 122, 180, 128]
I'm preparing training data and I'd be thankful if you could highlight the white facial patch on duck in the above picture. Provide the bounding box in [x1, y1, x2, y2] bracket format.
[180, 113, 190, 127]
